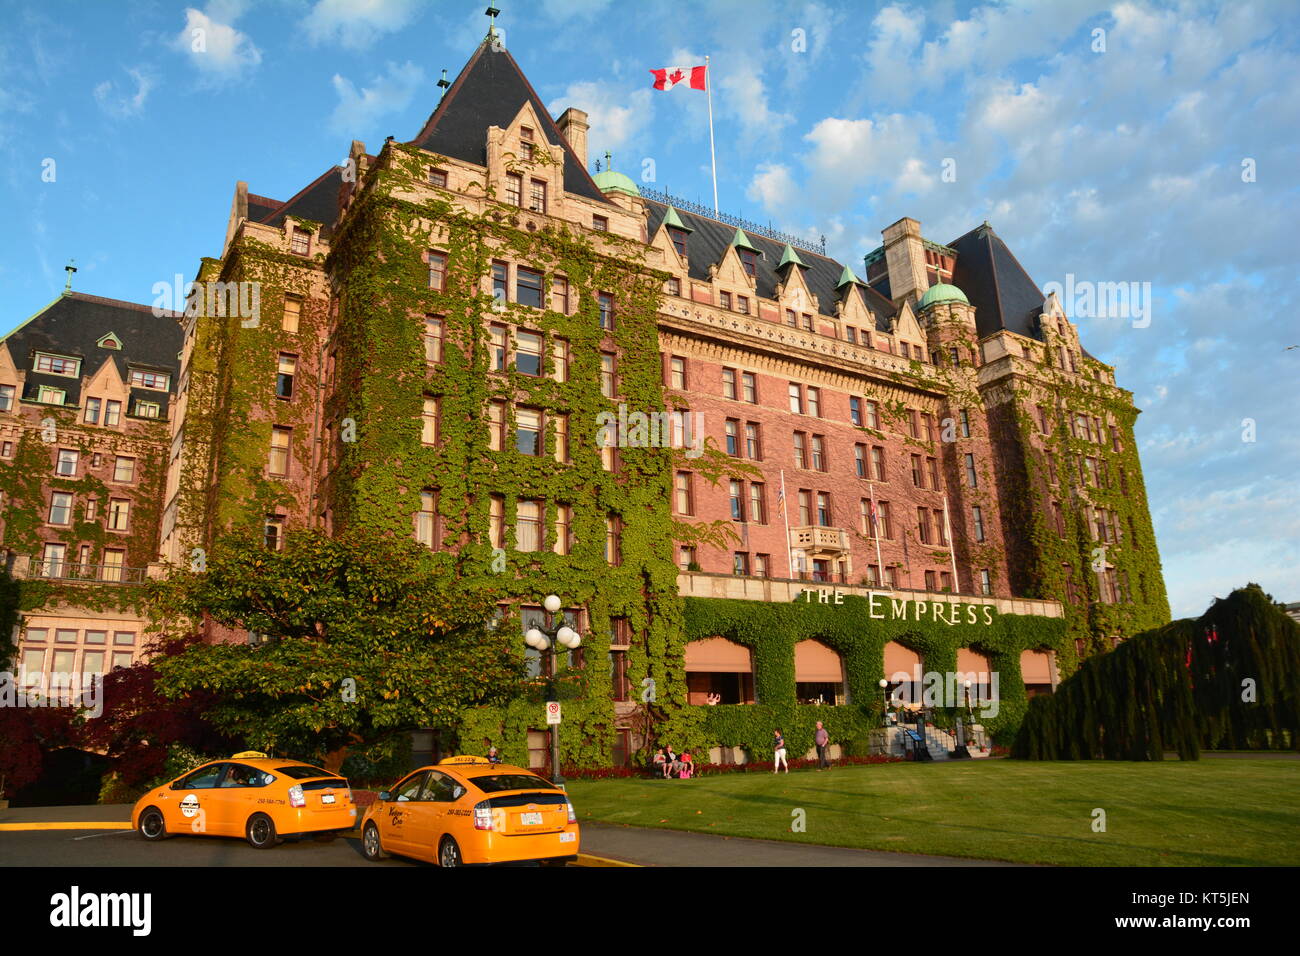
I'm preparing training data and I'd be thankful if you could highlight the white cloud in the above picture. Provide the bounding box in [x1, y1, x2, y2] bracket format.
[172, 4, 261, 85]
[328, 61, 425, 136]
[719, 62, 794, 141]
[302, 0, 420, 50]
[547, 81, 653, 159]
[93, 67, 154, 118]
[746, 162, 797, 211]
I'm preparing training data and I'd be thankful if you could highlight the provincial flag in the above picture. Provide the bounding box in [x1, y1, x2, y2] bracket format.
[650, 65, 707, 91]
[776, 483, 786, 517]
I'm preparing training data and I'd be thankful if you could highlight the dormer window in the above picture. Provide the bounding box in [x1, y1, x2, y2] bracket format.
[738, 248, 758, 277]
[129, 369, 170, 391]
[505, 173, 523, 207]
[720, 291, 731, 310]
[668, 227, 688, 258]
[290, 228, 310, 256]
[528, 179, 546, 214]
[97, 333, 121, 350]
[35, 352, 80, 377]
[520, 126, 535, 161]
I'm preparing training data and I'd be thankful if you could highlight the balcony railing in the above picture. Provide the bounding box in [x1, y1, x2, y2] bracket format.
[21, 558, 150, 585]
[788, 526, 849, 552]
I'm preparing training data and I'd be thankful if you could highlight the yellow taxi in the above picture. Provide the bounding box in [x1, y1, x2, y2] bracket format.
[360, 756, 579, 867]
[132, 751, 357, 849]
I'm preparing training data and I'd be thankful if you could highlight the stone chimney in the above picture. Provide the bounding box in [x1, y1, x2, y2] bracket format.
[881, 217, 929, 307]
[557, 107, 589, 169]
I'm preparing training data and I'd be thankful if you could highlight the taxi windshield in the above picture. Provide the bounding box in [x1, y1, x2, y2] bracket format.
[468, 773, 558, 794]
[276, 765, 332, 779]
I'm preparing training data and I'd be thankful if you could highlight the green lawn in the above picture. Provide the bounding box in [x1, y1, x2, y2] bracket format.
[564, 758, 1300, 866]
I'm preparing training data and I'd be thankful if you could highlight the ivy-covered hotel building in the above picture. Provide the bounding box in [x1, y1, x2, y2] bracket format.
[3, 33, 1168, 767]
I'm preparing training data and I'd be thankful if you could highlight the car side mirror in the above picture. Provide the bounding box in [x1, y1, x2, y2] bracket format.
[170, 780, 184, 790]
[377, 791, 391, 802]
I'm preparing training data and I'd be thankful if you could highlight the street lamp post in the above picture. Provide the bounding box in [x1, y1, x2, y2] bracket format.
[524, 594, 582, 788]
[878, 678, 889, 726]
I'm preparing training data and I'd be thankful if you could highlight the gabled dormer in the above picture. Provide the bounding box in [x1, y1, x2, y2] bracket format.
[486, 100, 565, 218]
[834, 265, 876, 331]
[774, 244, 817, 324]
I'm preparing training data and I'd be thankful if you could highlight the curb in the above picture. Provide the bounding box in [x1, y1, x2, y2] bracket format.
[573, 852, 640, 867]
[0, 822, 133, 831]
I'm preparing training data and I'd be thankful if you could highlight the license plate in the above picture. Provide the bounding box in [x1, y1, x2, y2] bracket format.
[559, 832, 576, 843]
[321, 793, 336, 805]
[520, 811, 543, 826]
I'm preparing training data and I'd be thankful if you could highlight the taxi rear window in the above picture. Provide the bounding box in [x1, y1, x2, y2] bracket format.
[277, 765, 332, 779]
[468, 773, 559, 794]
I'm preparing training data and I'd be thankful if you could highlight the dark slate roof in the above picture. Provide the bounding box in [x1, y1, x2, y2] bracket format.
[408, 39, 611, 206]
[2, 293, 183, 414]
[644, 199, 896, 330]
[248, 193, 284, 222]
[254, 167, 344, 233]
[948, 223, 1046, 342]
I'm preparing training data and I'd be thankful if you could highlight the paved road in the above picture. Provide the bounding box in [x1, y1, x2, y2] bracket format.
[579, 821, 1022, 867]
[1, 803, 1024, 866]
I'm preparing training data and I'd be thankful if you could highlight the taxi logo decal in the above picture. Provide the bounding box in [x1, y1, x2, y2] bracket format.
[179, 794, 201, 818]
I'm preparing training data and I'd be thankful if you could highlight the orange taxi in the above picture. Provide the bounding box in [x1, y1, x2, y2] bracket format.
[132, 751, 357, 849]
[360, 756, 579, 866]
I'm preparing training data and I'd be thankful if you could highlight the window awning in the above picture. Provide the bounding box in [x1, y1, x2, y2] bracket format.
[957, 648, 990, 674]
[795, 640, 843, 683]
[1021, 649, 1054, 684]
[684, 637, 752, 673]
[884, 641, 921, 680]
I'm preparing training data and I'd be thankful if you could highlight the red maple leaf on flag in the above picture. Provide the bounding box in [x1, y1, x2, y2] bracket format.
[669, 69, 685, 85]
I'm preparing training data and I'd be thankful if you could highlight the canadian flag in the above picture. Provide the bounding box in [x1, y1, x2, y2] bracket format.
[650, 65, 707, 91]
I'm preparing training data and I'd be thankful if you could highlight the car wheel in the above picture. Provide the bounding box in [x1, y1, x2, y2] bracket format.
[362, 822, 388, 861]
[438, 835, 463, 868]
[245, 813, 279, 849]
[138, 807, 167, 842]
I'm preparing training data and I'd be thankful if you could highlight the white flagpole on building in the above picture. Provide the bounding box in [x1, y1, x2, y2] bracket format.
[943, 495, 960, 591]
[780, 468, 793, 579]
[870, 482, 885, 587]
[705, 55, 718, 215]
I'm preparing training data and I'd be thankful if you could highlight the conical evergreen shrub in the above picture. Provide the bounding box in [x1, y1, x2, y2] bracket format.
[1013, 585, 1300, 760]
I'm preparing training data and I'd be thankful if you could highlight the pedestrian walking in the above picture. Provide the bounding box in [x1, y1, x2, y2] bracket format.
[814, 721, 830, 769]
[773, 729, 789, 774]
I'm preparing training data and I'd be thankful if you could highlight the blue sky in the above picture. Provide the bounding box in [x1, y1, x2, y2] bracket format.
[1, 0, 1296, 618]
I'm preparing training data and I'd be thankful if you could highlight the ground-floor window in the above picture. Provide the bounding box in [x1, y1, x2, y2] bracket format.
[526, 730, 549, 769]
[686, 671, 754, 705]
[684, 637, 755, 704]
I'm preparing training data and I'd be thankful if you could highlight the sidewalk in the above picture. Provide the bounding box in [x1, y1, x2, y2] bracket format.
[578, 821, 1025, 867]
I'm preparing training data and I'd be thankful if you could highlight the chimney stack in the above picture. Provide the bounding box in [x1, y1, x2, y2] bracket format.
[557, 107, 590, 169]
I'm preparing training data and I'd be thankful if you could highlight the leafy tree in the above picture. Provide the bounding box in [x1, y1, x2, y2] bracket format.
[77, 635, 234, 792]
[152, 528, 523, 771]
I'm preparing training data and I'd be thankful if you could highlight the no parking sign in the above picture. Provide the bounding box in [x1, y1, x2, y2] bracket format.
[545, 701, 562, 725]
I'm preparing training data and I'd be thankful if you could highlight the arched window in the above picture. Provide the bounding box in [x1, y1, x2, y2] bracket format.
[684, 637, 754, 705]
[1021, 649, 1055, 698]
[957, 648, 992, 704]
[795, 639, 846, 705]
[884, 641, 922, 704]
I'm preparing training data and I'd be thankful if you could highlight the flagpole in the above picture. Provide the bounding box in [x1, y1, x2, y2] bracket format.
[943, 494, 960, 592]
[705, 55, 718, 215]
[780, 468, 793, 580]
[870, 482, 884, 588]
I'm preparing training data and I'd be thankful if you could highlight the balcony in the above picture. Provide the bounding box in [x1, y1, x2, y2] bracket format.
[788, 525, 849, 554]
[6, 554, 160, 585]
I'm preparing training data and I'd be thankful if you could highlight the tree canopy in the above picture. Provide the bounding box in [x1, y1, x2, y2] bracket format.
[152, 528, 524, 770]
